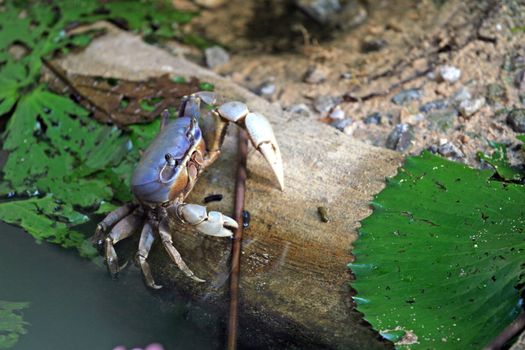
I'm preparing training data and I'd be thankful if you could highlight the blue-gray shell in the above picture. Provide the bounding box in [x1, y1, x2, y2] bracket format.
[131, 117, 201, 203]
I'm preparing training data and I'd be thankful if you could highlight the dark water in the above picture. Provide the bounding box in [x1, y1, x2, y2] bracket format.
[0, 221, 222, 350]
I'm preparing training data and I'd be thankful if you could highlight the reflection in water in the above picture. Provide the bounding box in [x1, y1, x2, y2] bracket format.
[0, 222, 221, 350]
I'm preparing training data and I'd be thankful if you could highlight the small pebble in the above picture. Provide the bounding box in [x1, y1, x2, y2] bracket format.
[459, 134, 470, 144]
[405, 113, 425, 124]
[419, 99, 448, 113]
[385, 123, 414, 152]
[313, 95, 342, 114]
[204, 46, 230, 69]
[331, 118, 353, 132]
[391, 89, 423, 105]
[194, 0, 227, 8]
[340, 72, 353, 80]
[304, 65, 328, 84]
[438, 141, 464, 159]
[515, 69, 525, 91]
[506, 108, 525, 132]
[436, 65, 461, 84]
[427, 145, 439, 154]
[458, 97, 485, 117]
[510, 54, 525, 70]
[486, 83, 507, 105]
[426, 71, 436, 80]
[427, 109, 458, 132]
[451, 86, 471, 104]
[296, 0, 342, 24]
[328, 106, 345, 120]
[364, 112, 381, 125]
[361, 37, 387, 53]
[386, 21, 402, 32]
[255, 81, 276, 98]
[288, 103, 312, 117]
[337, 0, 368, 29]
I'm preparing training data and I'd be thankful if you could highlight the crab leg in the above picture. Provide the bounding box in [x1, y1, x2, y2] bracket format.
[158, 218, 205, 283]
[136, 221, 162, 289]
[93, 203, 137, 244]
[104, 212, 143, 276]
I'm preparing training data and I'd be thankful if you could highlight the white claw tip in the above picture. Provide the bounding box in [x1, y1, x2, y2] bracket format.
[259, 142, 284, 191]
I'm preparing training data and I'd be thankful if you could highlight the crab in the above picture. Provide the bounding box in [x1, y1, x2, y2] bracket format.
[93, 91, 284, 289]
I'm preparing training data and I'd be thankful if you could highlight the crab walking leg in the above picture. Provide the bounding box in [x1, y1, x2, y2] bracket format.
[93, 203, 137, 243]
[217, 101, 284, 190]
[104, 212, 143, 276]
[158, 218, 205, 283]
[175, 203, 238, 238]
[136, 222, 162, 289]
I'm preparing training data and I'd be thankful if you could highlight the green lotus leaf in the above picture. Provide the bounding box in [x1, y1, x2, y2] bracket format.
[351, 152, 525, 349]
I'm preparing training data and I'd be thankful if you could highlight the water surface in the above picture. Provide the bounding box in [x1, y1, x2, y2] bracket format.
[0, 222, 222, 350]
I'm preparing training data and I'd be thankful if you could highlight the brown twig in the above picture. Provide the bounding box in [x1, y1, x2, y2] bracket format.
[227, 129, 248, 350]
[484, 311, 525, 350]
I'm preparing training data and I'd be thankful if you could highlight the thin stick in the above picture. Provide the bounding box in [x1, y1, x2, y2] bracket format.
[227, 129, 248, 350]
[484, 311, 525, 350]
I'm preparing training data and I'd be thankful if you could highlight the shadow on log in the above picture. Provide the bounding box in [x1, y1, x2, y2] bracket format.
[55, 24, 403, 349]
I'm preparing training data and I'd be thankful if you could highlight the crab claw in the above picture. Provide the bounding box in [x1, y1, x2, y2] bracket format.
[179, 204, 238, 237]
[216, 101, 284, 190]
[245, 112, 284, 190]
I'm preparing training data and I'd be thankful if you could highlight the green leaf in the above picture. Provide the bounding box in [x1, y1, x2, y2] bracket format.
[94, 201, 119, 215]
[0, 87, 128, 252]
[477, 142, 523, 181]
[0, 90, 162, 253]
[0, 301, 30, 350]
[0, 196, 91, 250]
[2, 87, 124, 200]
[171, 76, 187, 84]
[351, 152, 525, 349]
[198, 82, 215, 91]
[182, 34, 216, 50]
[0, 1, 201, 256]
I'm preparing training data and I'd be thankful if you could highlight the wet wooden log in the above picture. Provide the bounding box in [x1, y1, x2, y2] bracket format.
[55, 24, 403, 349]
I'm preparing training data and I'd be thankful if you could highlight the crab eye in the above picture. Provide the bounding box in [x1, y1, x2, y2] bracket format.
[165, 153, 177, 167]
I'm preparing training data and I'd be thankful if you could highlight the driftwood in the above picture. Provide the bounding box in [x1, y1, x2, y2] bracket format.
[55, 24, 403, 349]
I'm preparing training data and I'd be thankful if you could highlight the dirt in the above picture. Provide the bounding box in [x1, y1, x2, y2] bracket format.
[172, 0, 525, 168]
